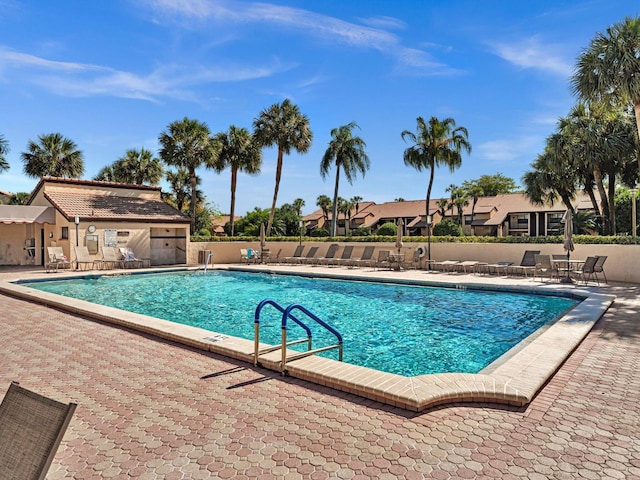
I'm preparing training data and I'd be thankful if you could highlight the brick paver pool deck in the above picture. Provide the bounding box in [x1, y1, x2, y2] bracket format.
[1, 266, 639, 479]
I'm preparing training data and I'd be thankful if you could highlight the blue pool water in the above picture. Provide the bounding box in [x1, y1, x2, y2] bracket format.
[26, 271, 577, 376]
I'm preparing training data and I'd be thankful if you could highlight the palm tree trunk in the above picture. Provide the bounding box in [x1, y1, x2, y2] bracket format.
[267, 148, 284, 236]
[470, 197, 477, 235]
[189, 168, 197, 234]
[608, 169, 617, 235]
[230, 167, 237, 237]
[593, 169, 610, 233]
[331, 164, 341, 237]
[634, 103, 640, 177]
[425, 167, 435, 266]
[585, 185, 601, 217]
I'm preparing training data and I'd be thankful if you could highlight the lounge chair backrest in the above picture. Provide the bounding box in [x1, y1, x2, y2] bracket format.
[0, 381, 77, 480]
[378, 250, 390, 261]
[594, 255, 607, 271]
[521, 250, 540, 267]
[339, 245, 353, 260]
[74, 246, 92, 262]
[582, 256, 598, 273]
[360, 245, 375, 260]
[102, 246, 119, 262]
[535, 254, 552, 268]
[552, 254, 568, 261]
[291, 245, 304, 258]
[324, 243, 339, 259]
[47, 247, 67, 262]
[304, 246, 319, 258]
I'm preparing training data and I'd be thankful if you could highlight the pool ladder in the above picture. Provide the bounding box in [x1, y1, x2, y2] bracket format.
[202, 252, 214, 274]
[253, 299, 343, 374]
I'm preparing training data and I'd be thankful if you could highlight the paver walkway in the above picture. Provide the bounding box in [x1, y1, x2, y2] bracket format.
[1, 271, 639, 479]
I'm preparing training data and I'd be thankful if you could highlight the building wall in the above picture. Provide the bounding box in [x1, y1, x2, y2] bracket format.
[0, 224, 35, 265]
[188, 240, 640, 284]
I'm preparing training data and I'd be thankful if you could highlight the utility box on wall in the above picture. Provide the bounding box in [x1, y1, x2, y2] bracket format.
[85, 234, 99, 254]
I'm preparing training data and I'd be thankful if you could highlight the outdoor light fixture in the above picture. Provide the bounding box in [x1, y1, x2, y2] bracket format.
[299, 220, 304, 246]
[74, 216, 80, 246]
[426, 215, 432, 270]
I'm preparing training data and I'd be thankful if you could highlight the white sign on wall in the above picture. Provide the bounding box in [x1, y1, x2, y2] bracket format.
[104, 229, 117, 247]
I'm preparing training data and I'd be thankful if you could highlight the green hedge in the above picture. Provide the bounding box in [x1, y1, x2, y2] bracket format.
[191, 234, 639, 245]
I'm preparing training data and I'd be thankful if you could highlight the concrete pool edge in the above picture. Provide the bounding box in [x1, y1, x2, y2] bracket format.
[0, 268, 614, 412]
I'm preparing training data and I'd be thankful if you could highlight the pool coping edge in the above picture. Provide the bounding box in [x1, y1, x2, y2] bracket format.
[0, 268, 614, 412]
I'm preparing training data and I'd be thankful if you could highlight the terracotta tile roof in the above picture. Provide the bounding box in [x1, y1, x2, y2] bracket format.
[211, 215, 241, 234]
[303, 210, 324, 221]
[44, 191, 189, 223]
[26, 176, 161, 205]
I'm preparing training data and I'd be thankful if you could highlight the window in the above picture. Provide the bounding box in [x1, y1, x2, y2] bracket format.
[61, 227, 69, 240]
[509, 214, 529, 230]
[546, 213, 564, 235]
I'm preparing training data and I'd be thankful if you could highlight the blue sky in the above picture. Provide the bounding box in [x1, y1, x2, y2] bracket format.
[0, 0, 637, 215]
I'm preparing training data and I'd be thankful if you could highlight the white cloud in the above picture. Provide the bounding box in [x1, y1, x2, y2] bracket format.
[477, 136, 539, 163]
[141, 0, 458, 75]
[0, 46, 289, 101]
[358, 15, 406, 31]
[0, 48, 106, 73]
[489, 36, 573, 77]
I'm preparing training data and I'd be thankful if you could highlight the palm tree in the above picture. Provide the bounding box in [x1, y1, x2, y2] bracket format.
[445, 184, 458, 218]
[558, 103, 637, 234]
[0, 134, 9, 173]
[21, 133, 84, 179]
[158, 117, 220, 233]
[292, 198, 305, 216]
[572, 16, 640, 176]
[165, 168, 192, 212]
[351, 196, 363, 209]
[402, 116, 471, 263]
[316, 194, 332, 230]
[253, 99, 313, 236]
[115, 148, 164, 185]
[450, 187, 469, 226]
[95, 148, 164, 185]
[462, 183, 484, 228]
[212, 126, 262, 236]
[523, 134, 579, 213]
[320, 122, 370, 237]
[94, 165, 116, 182]
[8, 192, 29, 205]
[436, 198, 449, 218]
[337, 197, 350, 234]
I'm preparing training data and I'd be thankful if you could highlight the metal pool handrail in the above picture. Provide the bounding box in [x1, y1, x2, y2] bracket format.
[253, 299, 312, 367]
[280, 304, 343, 374]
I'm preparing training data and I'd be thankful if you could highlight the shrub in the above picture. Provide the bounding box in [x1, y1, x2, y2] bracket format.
[197, 228, 212, 239]
[351, 226, 371, 236]
[376, 222, 398, 236]
[433, 219, 462, 236]
[310, 228, 330, 237]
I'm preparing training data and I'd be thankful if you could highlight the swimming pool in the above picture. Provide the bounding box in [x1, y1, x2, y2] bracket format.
[25, 270, 577, 377]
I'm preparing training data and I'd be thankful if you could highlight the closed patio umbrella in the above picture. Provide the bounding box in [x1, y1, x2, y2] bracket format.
[561, 209, 575, 283]
[396, 218, 404, 254]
